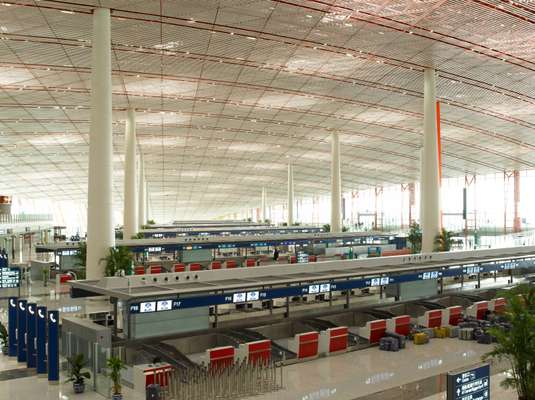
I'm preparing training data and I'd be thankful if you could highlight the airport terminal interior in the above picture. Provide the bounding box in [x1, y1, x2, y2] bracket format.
[1, 1, 535, 399]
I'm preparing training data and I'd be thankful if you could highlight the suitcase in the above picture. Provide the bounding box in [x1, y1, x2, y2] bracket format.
[449, 326, 459, 338]
[146, 384, 161, 400]
[422, 328, 435, 339]
[459, 328, 474, 340]
[385, 332, 406, 349]
[414, 332, 429, 345]
[434, 327, 447, 339]
[477, 333, 493, 345]
[379, 337, 400, 352]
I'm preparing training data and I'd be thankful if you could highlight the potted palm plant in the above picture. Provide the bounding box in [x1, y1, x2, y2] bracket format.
[407, 222, 422, 253]
[434, 228, 454, 252]
[103, 246, 134, 277]
[0, 321, 8, 355]
[107, 356, 126, 400]
[67, 354, 91, 394]
[483, 284, 535, 400]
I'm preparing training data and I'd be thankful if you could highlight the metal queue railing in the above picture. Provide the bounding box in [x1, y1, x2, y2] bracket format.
[153, 359, 283, 400]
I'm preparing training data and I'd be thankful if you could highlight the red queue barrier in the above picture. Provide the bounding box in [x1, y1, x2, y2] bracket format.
[226, 260, 237, 269]
[246, 259, 256, 267]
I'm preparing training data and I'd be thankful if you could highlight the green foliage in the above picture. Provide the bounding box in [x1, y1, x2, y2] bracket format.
[106, 356, 126, 395]
[434, 228, 454, 252]
[146, 219, 156, 225]
[115, 230, 123, 240]
[131, 232, 144, 239]
[322, 223, 331, 232]
[74, 241, 87, 268]
[342, 226, 349, 232]
[263, 219, 271, 224]
[67, 354, 91, 385]
[0, 321, 8, 348]
[483, 285, 535, 400]
[407, 222, 422, 254]
[103, 247, 133, 277]
[293, 221, 301, 226]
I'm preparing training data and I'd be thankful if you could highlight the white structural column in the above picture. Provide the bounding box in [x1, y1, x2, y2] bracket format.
[420, 68, 441, 253]
[86, 8, 114, 279]
[123, 108, 137, 239]
[330, 132, 342, 233]
[261, 187, 267, 222]
[138, 152, 146, 229]
[287, 164, 294, 226]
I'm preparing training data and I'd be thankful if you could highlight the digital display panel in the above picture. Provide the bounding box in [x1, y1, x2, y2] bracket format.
[380, 277, 390, 285]
[157, 300, 173, 311]
[246, 291, 259, 301]
[320, 283, 331, 293]
[308, 284, 320, 294]
[370, 278, 381, 286]
[232, 292, 246, 303]
[140, 301, 156, 313]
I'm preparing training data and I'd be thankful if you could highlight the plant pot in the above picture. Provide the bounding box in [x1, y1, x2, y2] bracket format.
[73, 382, 85, 394]
[111, 394, 123, 400]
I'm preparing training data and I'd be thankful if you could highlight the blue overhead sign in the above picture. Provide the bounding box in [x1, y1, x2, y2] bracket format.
[126, 257, 535, 313]
[447, 364, 490, 400]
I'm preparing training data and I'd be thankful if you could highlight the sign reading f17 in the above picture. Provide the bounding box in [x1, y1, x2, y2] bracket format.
[447, 364, 490, 400]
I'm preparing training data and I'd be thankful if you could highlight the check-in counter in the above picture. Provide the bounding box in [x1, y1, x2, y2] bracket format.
[417, 310, 443, 328]
[319, 327, 348, 355]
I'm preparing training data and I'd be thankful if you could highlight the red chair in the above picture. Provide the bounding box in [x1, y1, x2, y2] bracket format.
[226, 260, 237, 269]
[134, 266, 146, 275]
[150, 265, 162, 274]
[290, 256, 297, 264]
[246, 259, 256, 267]
[211, 261, 222, 270]
[189, 263, 202, 271]
[309, 255, 317, 262]
[174, 264, 185, 272]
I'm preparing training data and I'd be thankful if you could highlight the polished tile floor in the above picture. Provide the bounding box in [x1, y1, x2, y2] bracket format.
[244, 338, 513, 400]
[0, 338, 515, 400]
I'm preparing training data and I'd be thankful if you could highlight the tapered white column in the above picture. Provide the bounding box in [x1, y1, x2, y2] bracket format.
[261, 187, 267, 222]
[331, 132, 342, 233]
[420, 68, 441, 253]
[123, 108, 137, 239]
[138, 152, 146, 229]
[86, 8, 114, 279]
[287, 164, 294, 226]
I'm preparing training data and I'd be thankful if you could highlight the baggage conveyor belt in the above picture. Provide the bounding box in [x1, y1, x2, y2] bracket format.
[225, 329, 297, 362]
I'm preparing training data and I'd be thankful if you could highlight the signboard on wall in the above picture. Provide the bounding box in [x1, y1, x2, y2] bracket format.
[0, 267, 20, 288]
[447, 364, 490, 400]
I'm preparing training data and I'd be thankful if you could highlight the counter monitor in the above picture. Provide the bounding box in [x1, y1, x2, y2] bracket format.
[140, 301, 156, 313]
[233, 292, 246, 303]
